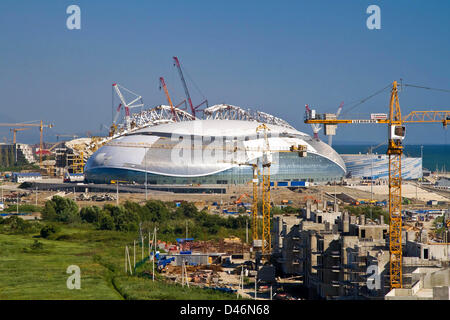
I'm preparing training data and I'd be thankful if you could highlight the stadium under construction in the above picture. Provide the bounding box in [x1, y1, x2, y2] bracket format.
[84, 117, 346, 185]
[0, 58, 429, 187]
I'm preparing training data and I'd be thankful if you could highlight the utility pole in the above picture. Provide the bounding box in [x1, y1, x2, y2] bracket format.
[148, 231, 152, 261]
[16, 193, 19, 213]
[152, 226, 157, 281]
[35, 186, 38, 206]
[141, 230, 144, 260]
[145, 147, 148, 201]
[116, 181, 119, 206]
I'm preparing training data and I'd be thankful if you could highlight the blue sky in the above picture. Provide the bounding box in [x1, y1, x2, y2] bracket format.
[0, 0, 449, 144]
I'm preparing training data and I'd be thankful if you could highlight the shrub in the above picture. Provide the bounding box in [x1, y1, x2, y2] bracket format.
[30, 240, 44, 250]
[3, 204, 42, 213]
[0, 216, 39, 234]
[40, 224, 60, 238]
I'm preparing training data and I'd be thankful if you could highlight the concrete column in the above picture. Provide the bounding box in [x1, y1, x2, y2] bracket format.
[332, 224, 339, 234]
[421, 230, 428, 244]
[343, 214, 350, 234]
[360, 214, 366, 225]
[306, 201, 311, 220]
[380, 215, 384, 225]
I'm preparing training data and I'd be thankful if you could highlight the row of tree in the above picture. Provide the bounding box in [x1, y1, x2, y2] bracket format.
[41, 196, 250, 240]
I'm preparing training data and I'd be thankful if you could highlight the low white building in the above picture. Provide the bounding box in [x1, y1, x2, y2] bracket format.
[12, 172, 42, 183]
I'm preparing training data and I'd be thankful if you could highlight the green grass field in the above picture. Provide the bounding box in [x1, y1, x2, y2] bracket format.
[0, 224, 236, 300]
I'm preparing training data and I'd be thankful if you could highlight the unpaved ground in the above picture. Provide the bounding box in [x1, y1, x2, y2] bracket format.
[348, 183, 449, 202]
[3, 178, 448, 211]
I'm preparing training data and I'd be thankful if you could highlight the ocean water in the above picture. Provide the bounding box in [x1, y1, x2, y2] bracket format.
[333, 144, 450, 172]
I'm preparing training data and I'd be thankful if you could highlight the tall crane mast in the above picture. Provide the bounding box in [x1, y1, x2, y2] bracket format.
[173, 57, 209, 118]
[256, 124, 272, 256]
[159, 77, 178, 122]
[251, 163, 259, 243]
[305, 80, 450, 289]
[173, 57, 196, 118]
[387, 81, 404, 289]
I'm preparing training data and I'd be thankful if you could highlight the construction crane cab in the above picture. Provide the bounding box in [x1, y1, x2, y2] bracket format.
[390, 125, 406, 141]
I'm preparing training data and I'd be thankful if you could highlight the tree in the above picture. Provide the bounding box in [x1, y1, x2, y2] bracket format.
[80, 206, 102, 223]
[41, 201, 58, 221]
[41, 196, 79, 223]
[103, 204, 139, 231]
[97, 212, 115, 230]
[144, 200, 170, 222]
[177, 202, 198, 218]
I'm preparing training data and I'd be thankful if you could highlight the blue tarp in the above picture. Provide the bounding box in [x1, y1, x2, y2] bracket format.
[290, 181, 306, 187]
[176, 238, 194, 243]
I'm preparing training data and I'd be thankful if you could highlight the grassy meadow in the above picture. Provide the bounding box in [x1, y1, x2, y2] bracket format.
[0, 223, 236, 300]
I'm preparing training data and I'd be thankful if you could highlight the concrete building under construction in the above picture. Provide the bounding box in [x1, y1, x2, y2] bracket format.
[272, 201, 450, 300]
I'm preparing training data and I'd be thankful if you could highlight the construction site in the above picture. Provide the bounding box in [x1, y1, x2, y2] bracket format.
[1, 54, 450, 300]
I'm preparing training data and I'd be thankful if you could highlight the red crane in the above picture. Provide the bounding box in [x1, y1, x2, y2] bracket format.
[159, 77, 178, 121]
[173, 57, 208, 118]
[173, 57, 195, 117]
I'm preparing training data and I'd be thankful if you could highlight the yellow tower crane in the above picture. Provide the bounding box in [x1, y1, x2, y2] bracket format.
[251, 163, 259, 243]
[0, 121, 53, 167]
[10, 128, 30, 144]
[305, 80, 450, 289]
[256, 124, 272, 256]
